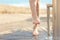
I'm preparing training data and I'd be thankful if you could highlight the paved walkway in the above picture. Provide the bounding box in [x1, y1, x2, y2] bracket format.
[0, 14, 52, 40]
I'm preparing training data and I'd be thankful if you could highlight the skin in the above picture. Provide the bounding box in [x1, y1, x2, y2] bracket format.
[29, 0, 40, 36]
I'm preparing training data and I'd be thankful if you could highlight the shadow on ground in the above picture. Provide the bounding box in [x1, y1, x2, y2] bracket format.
[0, 29, 48, 40]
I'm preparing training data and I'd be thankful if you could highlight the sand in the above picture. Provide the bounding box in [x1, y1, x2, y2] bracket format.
[0, 14, 52, 40]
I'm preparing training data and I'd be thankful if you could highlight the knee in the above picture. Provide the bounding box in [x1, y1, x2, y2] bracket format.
[35, 0, 39, 6]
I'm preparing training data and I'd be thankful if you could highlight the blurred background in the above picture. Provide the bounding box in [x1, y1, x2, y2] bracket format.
[0, 0, 52, 14]
[0, 0, 53, 40]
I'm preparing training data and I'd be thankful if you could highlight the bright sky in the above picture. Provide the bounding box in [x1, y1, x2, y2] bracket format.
[0, 0, 52, 9]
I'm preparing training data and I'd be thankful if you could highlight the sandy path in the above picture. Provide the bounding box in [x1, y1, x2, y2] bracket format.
[0, 14, 52, 40]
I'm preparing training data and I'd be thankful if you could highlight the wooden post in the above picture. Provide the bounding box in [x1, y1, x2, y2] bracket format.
[47, 4, 52, 40]
[53, 0, 60, 40]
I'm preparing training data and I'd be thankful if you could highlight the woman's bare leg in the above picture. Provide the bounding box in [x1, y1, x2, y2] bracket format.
[29, 0, 38, 20]
[29, 0, 40, 24]
[36, 0, 39, 17]
[29, 0, 40, 36]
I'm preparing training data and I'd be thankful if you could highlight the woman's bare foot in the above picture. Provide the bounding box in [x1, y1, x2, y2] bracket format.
[33, 18, 40, 24]
[33, 29, 39, 36]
